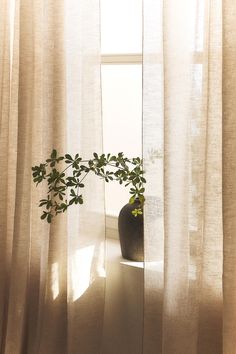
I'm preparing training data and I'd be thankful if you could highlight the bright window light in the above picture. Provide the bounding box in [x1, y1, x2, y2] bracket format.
[70, 245, 95, 301]
[101, 0, 142, 216]
[102, 65, 142, 215]
[101, 0, 142, 54]
[102, 65, 142, 157]
[51, 262, 59, 300]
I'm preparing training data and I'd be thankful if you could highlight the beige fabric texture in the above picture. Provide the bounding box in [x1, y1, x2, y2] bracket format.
[0, 1, 105, 353]
[143, 0, 233, 353]
[223, 1, 236, 353]
[1, 0, 236, 353]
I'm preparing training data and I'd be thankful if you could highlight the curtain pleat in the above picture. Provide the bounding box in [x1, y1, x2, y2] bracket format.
[143, 0, 223, 353]
[223, 1, 236, 353]
[0, 1, 105, 353]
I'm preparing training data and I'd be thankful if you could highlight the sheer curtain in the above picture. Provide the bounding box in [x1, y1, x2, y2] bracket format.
[143, 0, 224, 353]
[223, 2, 236, 352]
[2, 0, 236, 353]
[0, 1, 105, 353]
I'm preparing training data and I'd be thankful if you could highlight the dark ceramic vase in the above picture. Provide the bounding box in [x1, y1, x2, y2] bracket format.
[118, 199, 144, 262]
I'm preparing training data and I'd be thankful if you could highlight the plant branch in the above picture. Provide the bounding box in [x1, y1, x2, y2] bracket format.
[32, 150, 146, 223]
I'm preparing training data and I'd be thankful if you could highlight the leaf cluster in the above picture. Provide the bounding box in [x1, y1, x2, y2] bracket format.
[32, 150, 146, 223]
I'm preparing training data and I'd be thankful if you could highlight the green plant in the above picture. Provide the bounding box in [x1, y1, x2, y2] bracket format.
[32, 150, 146, 223]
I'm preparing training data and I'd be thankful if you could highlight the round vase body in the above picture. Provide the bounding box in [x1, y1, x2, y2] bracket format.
[118, 200, 144, 261]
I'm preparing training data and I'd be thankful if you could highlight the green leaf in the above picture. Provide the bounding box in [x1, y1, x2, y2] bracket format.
[132, 208, 143, 217]
[46, 200, 52, 209]
[67, 177, 77, 187]
[67, 181, 75, 187]
[133, 177, 140, 184]
[70, 189, 76, 196]
[65, 154, 73, 161]
[51, 149, 57, 159]
[47, 214, 52, 223]
[72, 162, 79, 169]
[129, 196, 135, 204]
[41, 212, 47, 220]
[78, 196, 83, 204]
[80, 165, 89, 172]
[69, 198, 76, 205]
[138, 195, 145, 204]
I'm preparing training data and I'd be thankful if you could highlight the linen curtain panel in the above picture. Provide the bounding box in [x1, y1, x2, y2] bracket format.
[143, 0, 236, 353]
[0, 1, 105, 353]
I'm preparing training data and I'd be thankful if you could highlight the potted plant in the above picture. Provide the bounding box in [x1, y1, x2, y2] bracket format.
[32, 150, 146, 261]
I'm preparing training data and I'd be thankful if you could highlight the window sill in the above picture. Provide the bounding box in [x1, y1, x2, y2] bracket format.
[105, 215, 164, 271]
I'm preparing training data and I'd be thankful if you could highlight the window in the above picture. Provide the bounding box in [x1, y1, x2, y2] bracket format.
[101, 0, 143, 216]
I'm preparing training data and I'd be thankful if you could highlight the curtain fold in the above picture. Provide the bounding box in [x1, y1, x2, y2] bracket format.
[0, 1, 105, 353]
[143, 0, 224, 353]
[223, 1, 236, 352]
